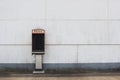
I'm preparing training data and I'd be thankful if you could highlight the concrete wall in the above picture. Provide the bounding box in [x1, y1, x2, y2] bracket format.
[0, 0, 120, 71]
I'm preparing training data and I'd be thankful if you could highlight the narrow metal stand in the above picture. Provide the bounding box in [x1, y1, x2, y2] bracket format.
[33, 55, 45, 74]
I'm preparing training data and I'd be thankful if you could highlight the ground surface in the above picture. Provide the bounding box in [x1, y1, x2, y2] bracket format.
[0, 73, 120, 80]
[1, 76, 120, 80]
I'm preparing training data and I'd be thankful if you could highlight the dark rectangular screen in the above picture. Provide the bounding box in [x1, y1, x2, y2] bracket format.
[32, 34, 44, 52]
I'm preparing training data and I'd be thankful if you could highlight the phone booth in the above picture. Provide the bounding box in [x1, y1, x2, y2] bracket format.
[32, 29, 45, 73]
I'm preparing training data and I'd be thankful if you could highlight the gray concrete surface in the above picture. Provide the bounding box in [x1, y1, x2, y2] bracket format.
[0, 76, 120, 80]
[0, 73, 120, 80]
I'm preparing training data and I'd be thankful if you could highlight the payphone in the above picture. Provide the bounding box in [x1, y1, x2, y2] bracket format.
[32, 29, 45, 73]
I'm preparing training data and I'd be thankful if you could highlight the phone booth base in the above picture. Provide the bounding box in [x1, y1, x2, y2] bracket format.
[33, 70, 45, 74]
[33, 55, 45, 74]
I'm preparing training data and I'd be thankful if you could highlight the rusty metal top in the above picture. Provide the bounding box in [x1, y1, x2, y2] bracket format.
[32, 29, 45, 34]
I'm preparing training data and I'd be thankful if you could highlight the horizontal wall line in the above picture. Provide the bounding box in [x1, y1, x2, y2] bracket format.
[46, 44, 120, 45]
[46, 19, 120, 21]
[0, 44, 120, 46]
[0, 19, 46, 21]
[0, 44, 31, 46]
[0, 19, 120, 21]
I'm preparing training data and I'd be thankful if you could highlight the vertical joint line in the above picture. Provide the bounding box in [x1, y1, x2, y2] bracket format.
[45, 0, 47, 28]
[107, 0, 109, 19]
[76, 44, 79, 63]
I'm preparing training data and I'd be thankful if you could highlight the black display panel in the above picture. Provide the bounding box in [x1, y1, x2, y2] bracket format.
[32, 34, 44, 52]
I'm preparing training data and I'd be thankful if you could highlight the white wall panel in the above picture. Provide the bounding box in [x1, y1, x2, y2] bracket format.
[0, 0, 45, 19]
[0, 45, 77, 63]
[0, 45, 33, 63]
[109, 0, 120, 19]
[108, 21, 120, 44]
[0, 21, 45, 44]
[43, 45, 77, 63]
[46, 21, 109, 44]
[0, 0, 120, 65]
[78, 45, 120, 63]
[47, 0, 108, 19]
[1, 45, 120, 63]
